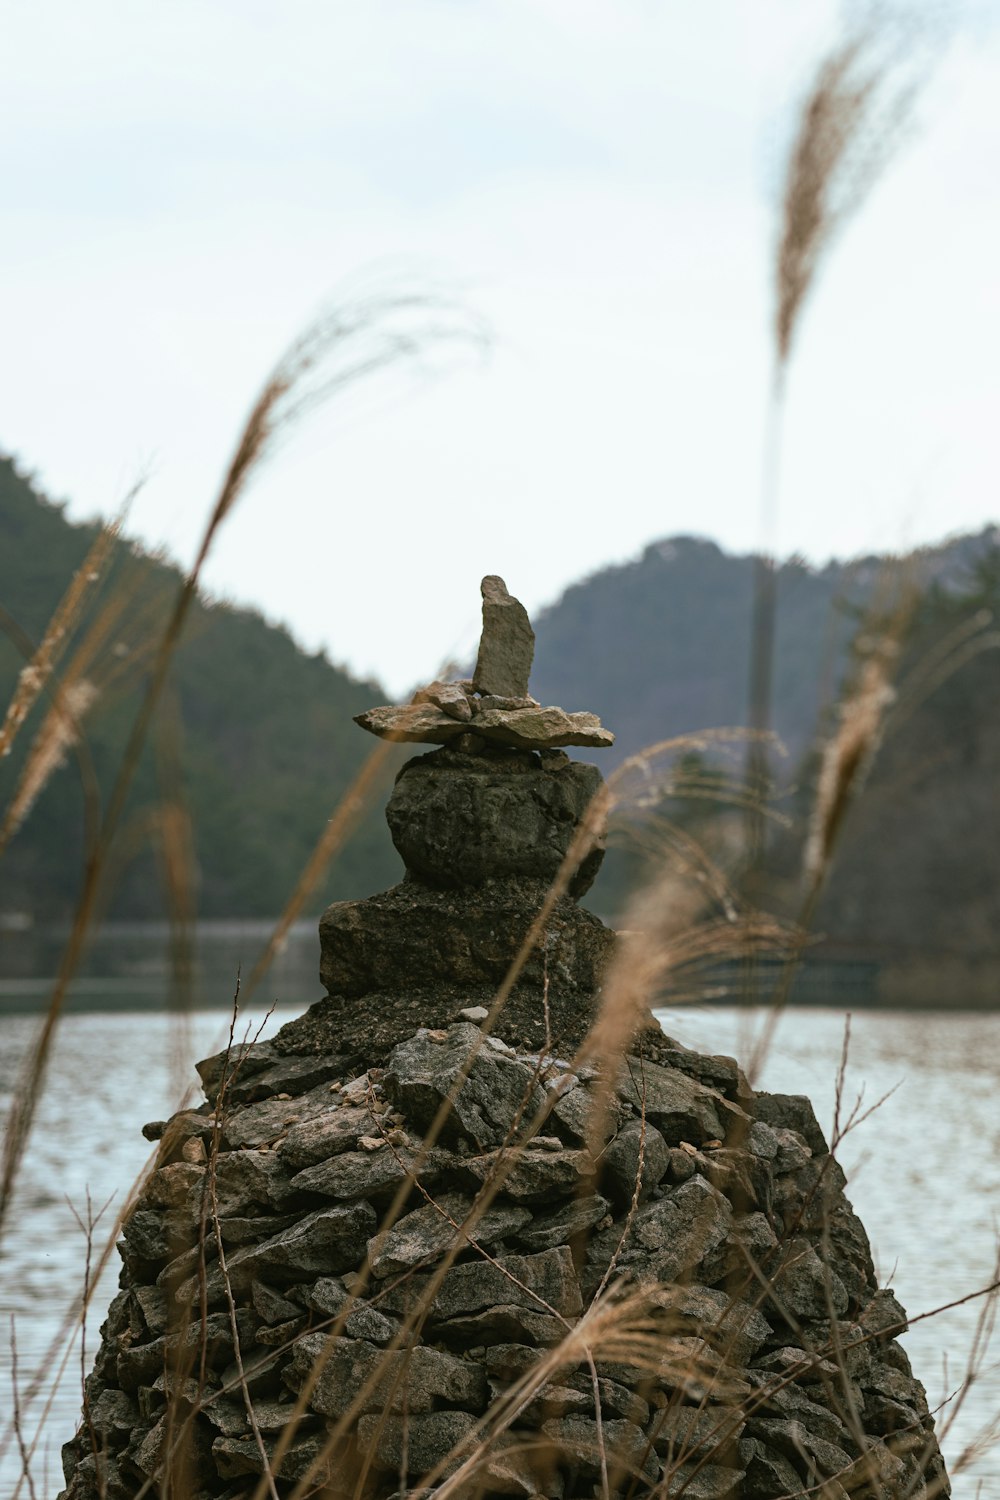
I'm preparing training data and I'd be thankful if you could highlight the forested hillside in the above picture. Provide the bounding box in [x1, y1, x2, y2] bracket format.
[0, 458, 402, 920]
[807, 558, 1000, 964]
[540, 534, 1000, 974]
[532, 531, 1000, 770]
[3, 453, 999, 974]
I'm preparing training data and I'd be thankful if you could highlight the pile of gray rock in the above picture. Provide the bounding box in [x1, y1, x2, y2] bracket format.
[58, 1020, 947, 1499]
[58, 578, 949, 1498]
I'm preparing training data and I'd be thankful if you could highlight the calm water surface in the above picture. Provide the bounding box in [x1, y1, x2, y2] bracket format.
[1, 1004, 998, 1497]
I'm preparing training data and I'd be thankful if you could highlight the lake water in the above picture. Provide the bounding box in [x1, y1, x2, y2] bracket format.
[1, 1002, 998, 1498]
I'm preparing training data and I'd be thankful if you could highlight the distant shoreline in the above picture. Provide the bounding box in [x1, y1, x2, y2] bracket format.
[1, 985, 995, 1017]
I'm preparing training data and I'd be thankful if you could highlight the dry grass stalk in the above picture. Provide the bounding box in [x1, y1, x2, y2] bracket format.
[8, 1317, 38, 1500]
[775, 26, 920, 366]
[747, 18, 925, 839]
[803, 651, 896, 889]
[0, 514, 122, 763]
[0, 281, 485, 1243]
[579, 839, 795, 1144]
[0, 678, 99, 849]
[0, 566, 174, 860]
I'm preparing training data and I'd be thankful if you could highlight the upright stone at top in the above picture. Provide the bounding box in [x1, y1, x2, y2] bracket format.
[354, 574, 614, 750]
[473, 574, 535, 699]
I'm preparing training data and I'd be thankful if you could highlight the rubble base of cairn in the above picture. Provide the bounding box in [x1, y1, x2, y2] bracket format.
[60, 1016, 949, 1500]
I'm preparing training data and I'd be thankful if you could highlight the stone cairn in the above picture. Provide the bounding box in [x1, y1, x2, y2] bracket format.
[61, 578, 949, 1500]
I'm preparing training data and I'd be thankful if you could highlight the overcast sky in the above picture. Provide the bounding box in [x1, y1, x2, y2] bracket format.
[3, 0, 999, 695]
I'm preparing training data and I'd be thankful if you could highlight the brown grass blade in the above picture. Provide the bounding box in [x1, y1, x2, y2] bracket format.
[0, 280, 487, 1240]
[0, 511, 125, 762]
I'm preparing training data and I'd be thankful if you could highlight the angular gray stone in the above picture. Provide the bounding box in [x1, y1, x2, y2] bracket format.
[467, 1144, 594, 1203]
[650, 1041, 748, 1103]
[431, 1247, 582, 1323]
[746, 1372, 855, 1448]
[367, 1191, 531, 1278]
[212, 1432, 335, 1483]
[222, 1083, 338, 1151]
[466, 1432, 561, 1496]
[385, 745, 606, 894]
[649, 1401, 744, 1461]
[320, 886, 614, 1002]
[600, 1118, 670, 1208]
[429, 1302, 568, 1346]
[250, 1279, 301, 1325]
[383, 1024, 546, 1151]
[473, 574, 535, 698]
[744, 1416, 855, 1481]
[196, 1039, 282, 1105]
[475, 693, 538, 711]
[859, 1287, 909, 1343]
[354, 699, 614, 749]
[285, 1332, 487, 1416]
[302, 1277, 399, 1345]
[771, 1126, 814, 1174]
[753, 1092, 830, 1156]
[617, 1058, 729, 1146]
[289, 1146, 429, 1201]
[769, 1237, 850, 1322]
[484, 1343, 542, 1380]
[226, 1052, 348, 1105]
[664, 1286, 773, 1367]
[665, 1144, 700, 1184]
[541, 1415, 659, 1484]
[547, 1080, 608, 1143]
[702, 1210, 779, 1283]
[475, 704, 614, 750]
[739, 1437, 805, 1498]
[133, 1285, 169, 1337]
[618, 1174, 733, 1282]
[513, 1193, 611, 1253]
[413, 679, 473, 720]
[142, 1161, 205, 1214]
[211, 1149, 301, 1214]
[356, 1409, 478, 1474]
[753, 1345, 839, 1383]
[277, 1102, 378, 1172]
[89, 1390, 137, 1448]
[660, 1462, 746, 1499]
[176, 1202, 376, 1302]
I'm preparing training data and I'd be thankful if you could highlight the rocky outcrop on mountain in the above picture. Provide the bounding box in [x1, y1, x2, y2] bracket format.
[58, 579, 949, 1499]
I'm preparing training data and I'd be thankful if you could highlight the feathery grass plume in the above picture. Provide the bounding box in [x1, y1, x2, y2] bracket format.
[0, 509, 125, 762]
[775, 23, 922, 367]
[746, 569, 916, 1081]
[747, 19, 926, 837]
[581, 863, 794, 1088]
[803, 556, 919, 896]
[804, 650, 896, 888]
[0, 277, 487, 1240]
[0, 678, 99, 847]
[0, 589, 130, 857]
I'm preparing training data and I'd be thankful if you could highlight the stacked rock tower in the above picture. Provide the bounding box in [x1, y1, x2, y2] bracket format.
[60, 580, 949, 1500]
[315, 572, 617, 1063]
